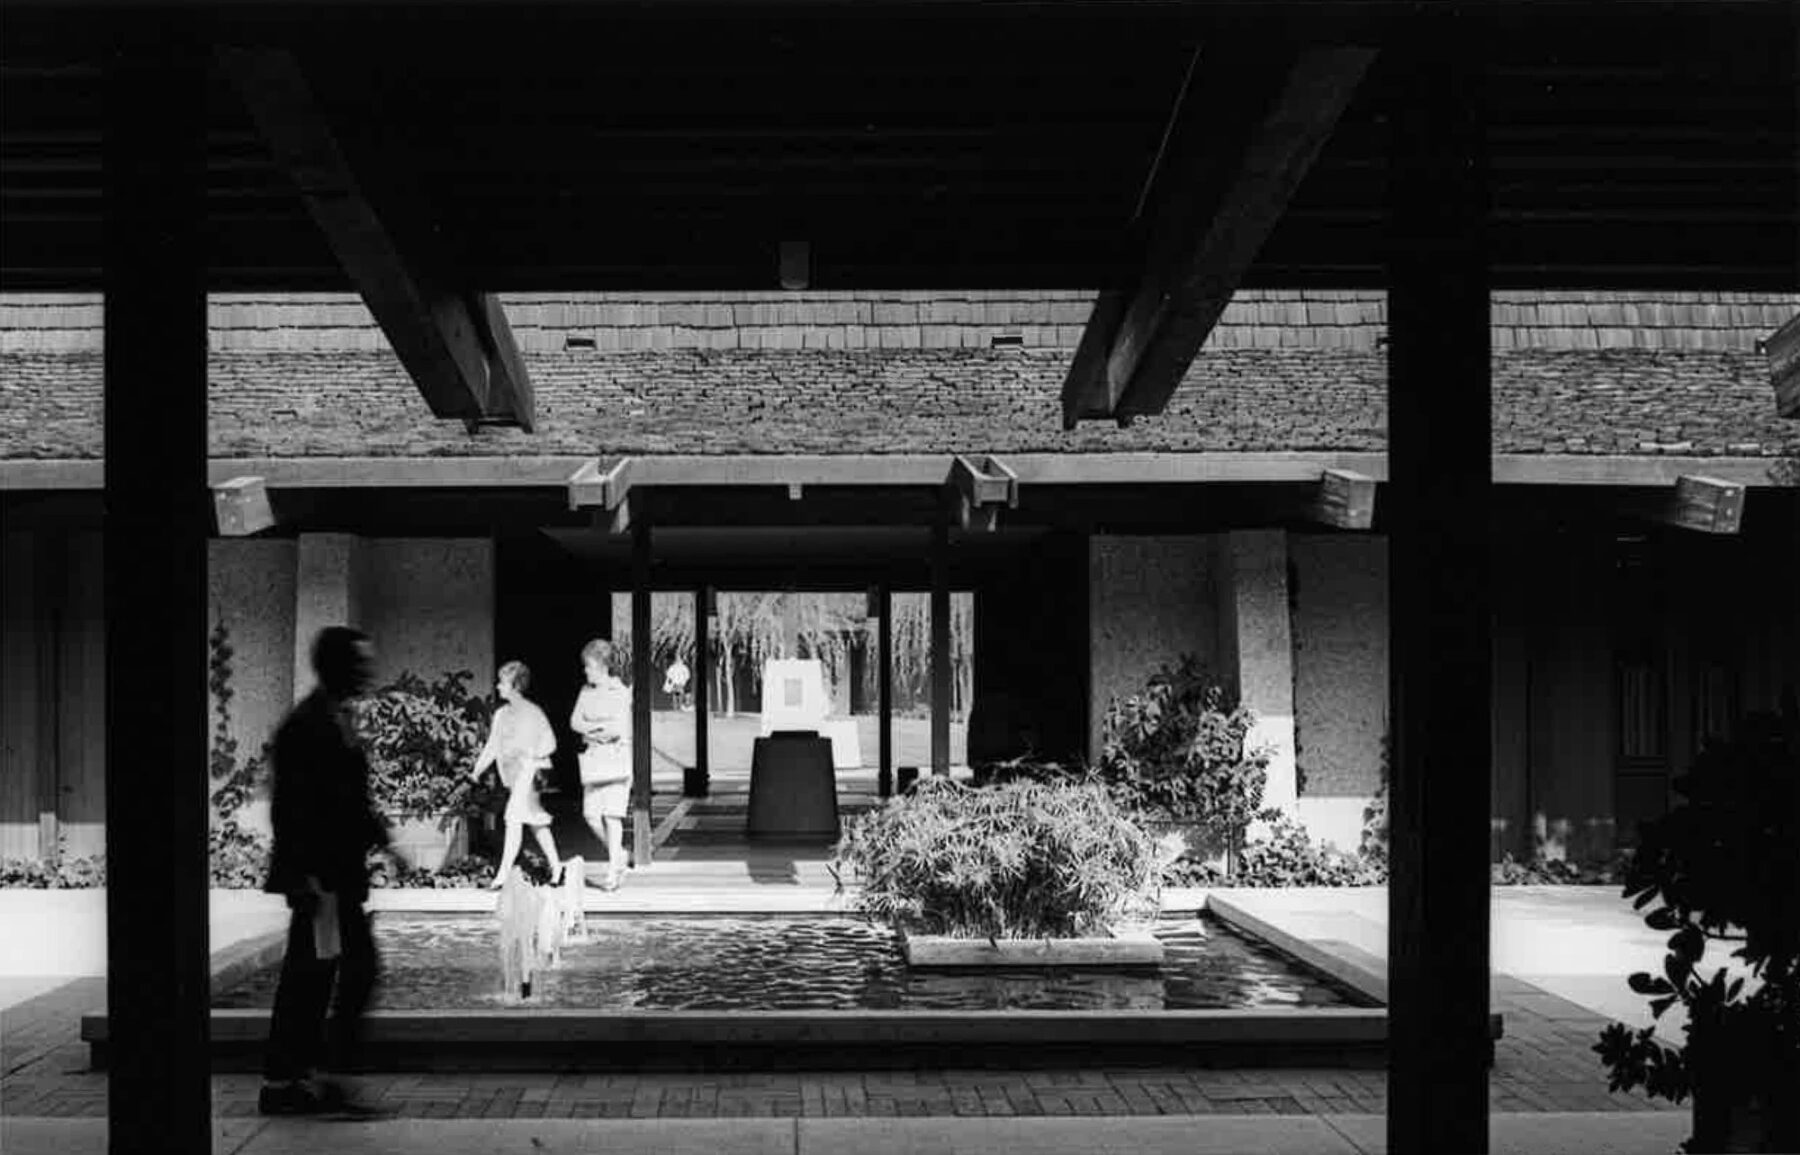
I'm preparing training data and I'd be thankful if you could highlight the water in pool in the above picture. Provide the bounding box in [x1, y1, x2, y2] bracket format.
[214, 913, 1373, 1012]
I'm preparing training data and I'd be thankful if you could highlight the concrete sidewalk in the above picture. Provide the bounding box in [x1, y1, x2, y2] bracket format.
[0, 1113, 1694, 1155]
[1207, 886, 1669, 1030]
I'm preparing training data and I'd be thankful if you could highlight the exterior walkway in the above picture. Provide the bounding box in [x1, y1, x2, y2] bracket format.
[1, 1113, 1693, 1155]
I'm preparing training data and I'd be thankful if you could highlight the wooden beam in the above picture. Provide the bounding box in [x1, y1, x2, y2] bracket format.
[105, 19, 212, 1153]
[471, 292, 536, 433]
[211, 475, 275, 537]
[693, 586, 709, 795]
[8, 452, 1794, 498]
[1385, 15, 1490, 1154]
[216, 47, 532, 428]
[1766, 313, 1800, 418]
[607, 492, 634, 537]
[630, 520, 653, 869]
[930, 510, 951, 776]
[1309, 467, 1377, 530]
[1658, 474, 1746, 534]
[1063, 46, 1376, 424]
[1058, 290, 1129, 429]
[878, 583, 894, 790]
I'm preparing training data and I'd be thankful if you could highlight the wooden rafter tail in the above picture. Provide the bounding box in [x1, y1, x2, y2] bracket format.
[1310, 467, 1377, 530]
[566, 458, 605, 510]
[1658, 475, 1746, 535]
[211, 476, 275, 537]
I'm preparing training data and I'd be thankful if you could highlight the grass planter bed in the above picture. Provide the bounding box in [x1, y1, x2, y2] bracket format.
[900, 929, 1165, 967]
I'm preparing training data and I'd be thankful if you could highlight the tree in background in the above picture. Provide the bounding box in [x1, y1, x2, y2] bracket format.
[609, 591, 972, 719]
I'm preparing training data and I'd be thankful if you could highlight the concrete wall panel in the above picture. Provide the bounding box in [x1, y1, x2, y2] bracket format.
[1290, 535, 1388, 802]
[1087, 536, 1222, 763]
[361, 539, 496, 691]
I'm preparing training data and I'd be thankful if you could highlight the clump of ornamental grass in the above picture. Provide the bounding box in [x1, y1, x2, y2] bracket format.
[829, 776, 1173, 940]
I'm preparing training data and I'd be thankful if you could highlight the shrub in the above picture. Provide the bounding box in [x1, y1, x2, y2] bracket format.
[1491, 851, 1632, 887]
[0, 854, 106, 888]
[209, 622, 274, 887]
[368, 853, 493, 889]
[1097, 655, 1269, 872]
[1594, 711, 1800, 1152]
[1358, 734, 1390, 864]
[969, 753, 1084, 788]
[830, 776, 1176, 940]
[1232, 812, 1388, 887]
[210, 826, 271, 889]
[356, 670, 492, 823]
[1163, 812, 1386, 888]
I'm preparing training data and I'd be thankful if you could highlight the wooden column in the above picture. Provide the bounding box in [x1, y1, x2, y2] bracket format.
[104, 16, 212, 1155]
[878, 583, 893, 787]
[630, 521, 653, 867]
[693, 587, 710, 795]
[930, 517, 952, 775]
[1385, 10, 1493, 1155]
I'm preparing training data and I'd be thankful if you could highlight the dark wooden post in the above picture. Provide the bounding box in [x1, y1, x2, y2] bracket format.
[692, 586, 710, 796]
[631, 520, 653, 866]
[930, 517, 952, 775]
[1385, 10, 1493, 1155]
[878, 582, 893, 791]
[104, 15, 212, 1155]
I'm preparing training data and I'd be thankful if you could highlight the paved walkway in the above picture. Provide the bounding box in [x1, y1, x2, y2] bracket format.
[1, 1113, 1694, 1155]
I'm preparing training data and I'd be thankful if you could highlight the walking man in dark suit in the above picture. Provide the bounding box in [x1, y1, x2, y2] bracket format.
[258, 626, 400, 1118]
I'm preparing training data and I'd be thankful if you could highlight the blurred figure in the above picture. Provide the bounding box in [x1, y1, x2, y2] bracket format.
[259, 626, 399, 1119]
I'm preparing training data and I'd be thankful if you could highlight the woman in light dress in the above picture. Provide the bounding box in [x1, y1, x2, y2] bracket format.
[470, 660, 563, 890]
[570, 639, 632, 890]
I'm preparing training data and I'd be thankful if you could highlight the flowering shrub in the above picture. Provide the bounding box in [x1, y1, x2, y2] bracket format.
[1097, 655, 1269, 873]
[831, 776, 1175, 939]
[356, 670, 492, 822]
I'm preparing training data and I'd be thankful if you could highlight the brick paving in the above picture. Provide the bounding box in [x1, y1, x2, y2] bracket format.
[1, 972, 1684, 1121]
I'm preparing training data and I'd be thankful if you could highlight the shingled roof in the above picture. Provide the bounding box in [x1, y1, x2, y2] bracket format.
[3, 290, 1795, 462]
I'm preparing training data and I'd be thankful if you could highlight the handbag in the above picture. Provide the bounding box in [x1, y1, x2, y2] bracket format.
[578, 735, 630, 787]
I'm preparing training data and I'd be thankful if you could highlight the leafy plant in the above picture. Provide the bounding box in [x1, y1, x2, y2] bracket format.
[830, 776, 1176, 940]
[1234, 811, 1388, 887]
[0, 853, 106, 888]
[1358, 732, 1390, 865]
[355, 670, 493, 823]
[969, 752, 1085, 788]
[1492, 850, 1632, 887]
[208, 622, 271, 887]
[1593, 711, 1800, 1152]
[368, 853, 494, 889]
[1096, 656, 1269, 874]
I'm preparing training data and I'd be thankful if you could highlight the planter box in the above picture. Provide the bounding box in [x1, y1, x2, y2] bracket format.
[901, 929, 1165, 968]
[386, 815, 468, 872]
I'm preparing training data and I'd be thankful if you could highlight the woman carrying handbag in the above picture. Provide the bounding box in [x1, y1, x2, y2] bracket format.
[571, 639, 633, 890]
